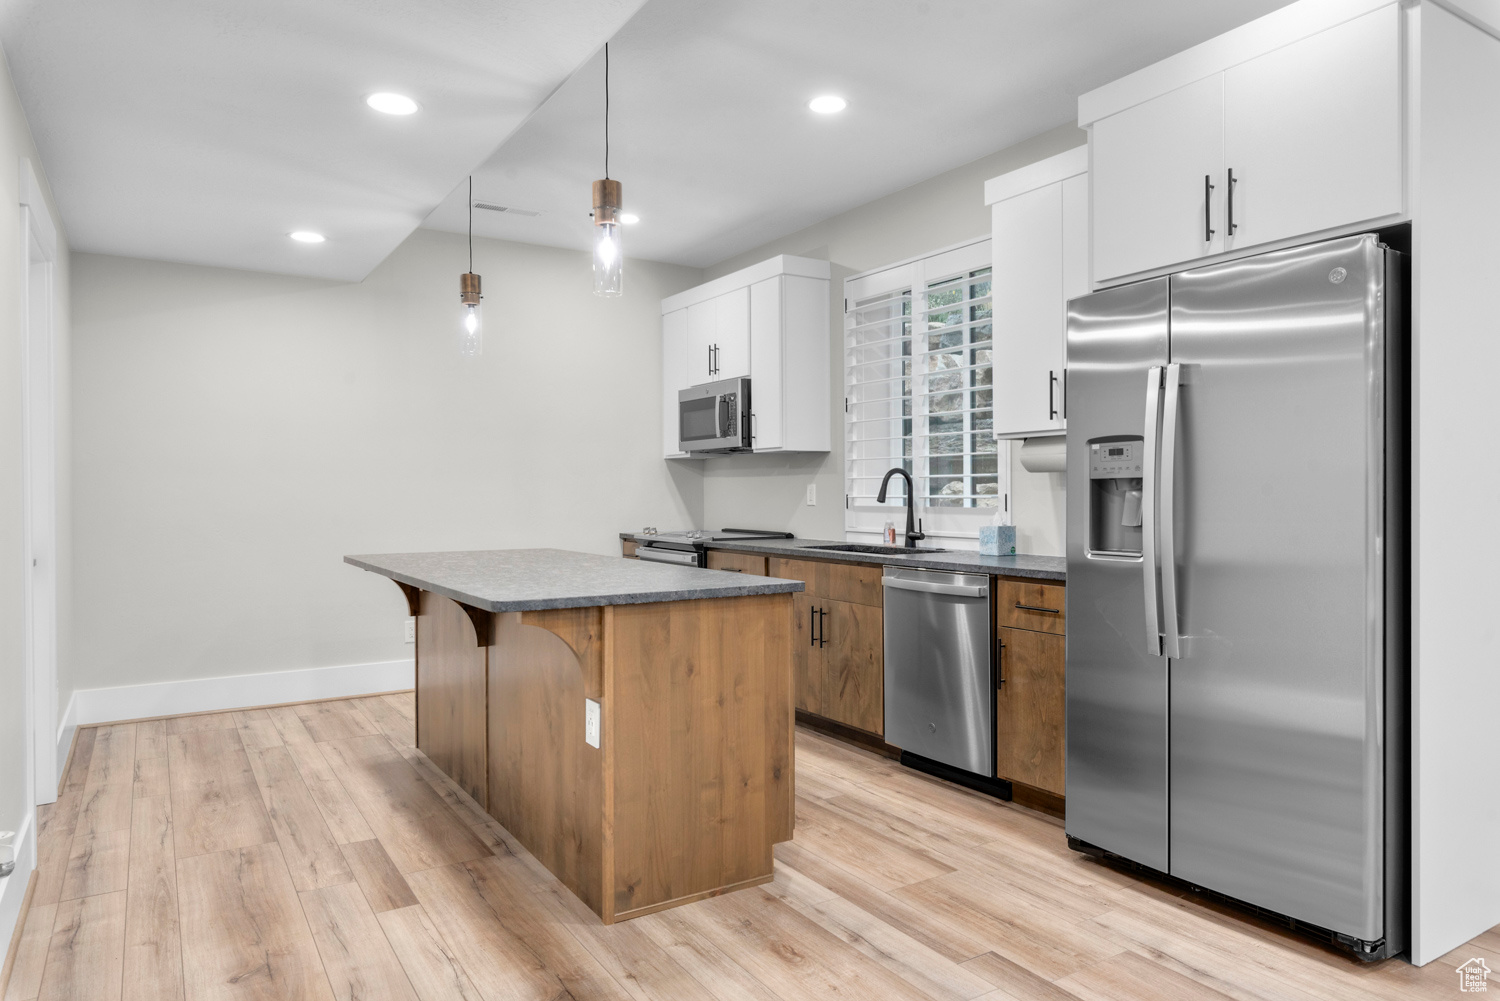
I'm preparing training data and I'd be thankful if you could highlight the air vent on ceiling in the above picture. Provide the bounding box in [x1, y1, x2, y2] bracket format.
[473, 201, 540, 217]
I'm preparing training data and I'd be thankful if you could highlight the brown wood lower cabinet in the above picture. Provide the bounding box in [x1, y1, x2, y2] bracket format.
[793, 592, 883, 736]
[995, 623, 1066, 797]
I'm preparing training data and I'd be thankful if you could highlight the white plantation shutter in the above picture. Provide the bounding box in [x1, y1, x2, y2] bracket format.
[844, 239, 1008, 541]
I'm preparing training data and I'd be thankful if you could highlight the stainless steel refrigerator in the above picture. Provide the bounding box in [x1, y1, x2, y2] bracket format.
[1064, 233, 1408, 960]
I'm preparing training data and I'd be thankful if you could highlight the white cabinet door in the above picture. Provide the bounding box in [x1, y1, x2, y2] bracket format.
[662, 308, 690, 457]
[1224, 4, 1403, 252]
[1060, 172, 1089, 422]
[1092, 74, 1225, 283]
[749, 277, 783, 450]
[991, 182, 1065, 438]
[714, 286, 752, 379]
[686, 300, 716, 384]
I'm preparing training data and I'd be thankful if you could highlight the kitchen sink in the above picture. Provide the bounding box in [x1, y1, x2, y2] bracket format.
[802, 544, 947, 556]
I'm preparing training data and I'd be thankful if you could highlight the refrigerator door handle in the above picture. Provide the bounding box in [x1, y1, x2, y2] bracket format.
[1160, 363, 1183, 659]
[1142, 365, 1164, 657]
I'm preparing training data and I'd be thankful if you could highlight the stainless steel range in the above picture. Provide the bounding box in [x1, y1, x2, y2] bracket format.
[630, 528, 794, 567]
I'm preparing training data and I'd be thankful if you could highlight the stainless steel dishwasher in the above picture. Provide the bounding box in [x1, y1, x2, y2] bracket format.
[882, 566, 994, 777]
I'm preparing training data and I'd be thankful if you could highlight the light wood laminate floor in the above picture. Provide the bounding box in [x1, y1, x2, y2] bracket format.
[4, 694, 1494, 1001]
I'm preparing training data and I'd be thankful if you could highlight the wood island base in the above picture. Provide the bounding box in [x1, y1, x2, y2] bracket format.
[412, 589, 794, 924]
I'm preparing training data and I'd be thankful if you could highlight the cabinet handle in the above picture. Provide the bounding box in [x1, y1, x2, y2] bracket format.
[1227, 167, 1238, 236]
[1204, 174, 1216, 242]
[1014, 601, 1061, 615]
[1048, 371, 1059, 420]
[708, 344, 714, 376]
[818, 607, 827, 648]
[997, 639, 1004, 688]
[809, 605, 817, 647]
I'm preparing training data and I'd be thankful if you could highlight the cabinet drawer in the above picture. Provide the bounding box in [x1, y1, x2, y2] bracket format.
[995, 579, 1066, 634]
[706, 550, 767, 575]
[769, 557, 882, 607]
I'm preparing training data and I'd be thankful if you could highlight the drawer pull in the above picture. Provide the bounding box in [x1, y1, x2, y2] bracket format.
[1014, 602, 1061, 615]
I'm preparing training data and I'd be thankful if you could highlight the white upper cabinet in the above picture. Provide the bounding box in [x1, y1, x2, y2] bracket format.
[1085, 2, 1405, 285]
[685, 299, 715, 384]
[986, 146, 1089, 439]
[685, 286, 751, 383]
[661, 256, 831, 457]
[1092, 75, 1225, 283]
[1222, 5, 1402, 252]
[714, 287, 751, 379]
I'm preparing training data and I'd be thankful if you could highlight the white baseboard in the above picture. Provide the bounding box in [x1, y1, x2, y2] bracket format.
[0, 812, 36, 978]
[70, 658, 414, 727]
[55, 693, 77, 792]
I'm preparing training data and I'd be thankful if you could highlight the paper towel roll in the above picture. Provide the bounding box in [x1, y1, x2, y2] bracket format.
[1019, 436, 1067, 473]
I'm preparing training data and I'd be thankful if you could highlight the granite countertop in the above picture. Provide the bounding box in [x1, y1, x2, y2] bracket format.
[347, 548, 805, 613]
[622, 533, 1065, 581]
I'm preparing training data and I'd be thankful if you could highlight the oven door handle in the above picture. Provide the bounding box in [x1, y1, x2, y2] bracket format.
[635, 547, 702, 567]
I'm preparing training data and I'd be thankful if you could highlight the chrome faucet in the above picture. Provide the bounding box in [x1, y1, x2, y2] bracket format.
[876, 467, 925, 548]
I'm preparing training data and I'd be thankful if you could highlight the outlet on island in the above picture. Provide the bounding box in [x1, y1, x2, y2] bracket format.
[585, 698, 601, 748]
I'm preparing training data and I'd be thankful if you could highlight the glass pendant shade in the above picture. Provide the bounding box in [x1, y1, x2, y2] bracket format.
[458, 272, 483, 357]
[593, 222, 622, 297]
[592, 178, 623, 297]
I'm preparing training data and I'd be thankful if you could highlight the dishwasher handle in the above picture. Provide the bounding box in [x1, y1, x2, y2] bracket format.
[881, 577, 989, 599]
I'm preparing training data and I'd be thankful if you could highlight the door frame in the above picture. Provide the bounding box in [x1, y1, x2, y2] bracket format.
[20, 158, 59, 806]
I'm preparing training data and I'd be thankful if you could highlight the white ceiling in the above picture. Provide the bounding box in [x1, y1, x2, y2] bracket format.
[0, 0, 648, 281]
[422, 0, 1292, 269]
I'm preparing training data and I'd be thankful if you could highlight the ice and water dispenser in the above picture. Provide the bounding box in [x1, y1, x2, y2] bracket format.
[1088, 438, 1144, 557]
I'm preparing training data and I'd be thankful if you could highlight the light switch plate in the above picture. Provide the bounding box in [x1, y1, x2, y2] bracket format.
[404, 618, 416, 643]
[806, 483, 817, 505]
[585, 698, 601, 748]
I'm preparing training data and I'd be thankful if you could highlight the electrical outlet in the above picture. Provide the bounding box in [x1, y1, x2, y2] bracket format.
[404, 618, 416, 643]
[806, 484, 817, 506]
[585, 699, 601, 748]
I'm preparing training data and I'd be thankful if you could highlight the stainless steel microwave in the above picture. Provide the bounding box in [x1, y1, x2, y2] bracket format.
[678, 377, 752, 453]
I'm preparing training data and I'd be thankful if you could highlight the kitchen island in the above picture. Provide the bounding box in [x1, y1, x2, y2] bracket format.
[345, 548, 803, 923]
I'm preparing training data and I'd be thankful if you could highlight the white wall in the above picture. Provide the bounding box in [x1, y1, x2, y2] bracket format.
[70, 229, 702, 698]
[0, 44, 70, 966]
[696, 122, 1084, 552]
[1409, 1, 1500, 966]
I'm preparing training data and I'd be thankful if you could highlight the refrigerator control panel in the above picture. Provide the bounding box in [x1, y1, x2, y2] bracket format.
[1090, 440, 1143, 479]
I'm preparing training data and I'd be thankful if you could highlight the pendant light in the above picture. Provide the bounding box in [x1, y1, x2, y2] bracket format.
[592, 43, 623, 297]
[458, 175, 483, 356]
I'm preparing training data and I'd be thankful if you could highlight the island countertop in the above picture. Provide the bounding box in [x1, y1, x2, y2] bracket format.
[346, 547, 804, 612]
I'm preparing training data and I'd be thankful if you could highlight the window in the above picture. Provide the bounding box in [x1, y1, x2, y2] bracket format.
[844, 239, 1009, 541]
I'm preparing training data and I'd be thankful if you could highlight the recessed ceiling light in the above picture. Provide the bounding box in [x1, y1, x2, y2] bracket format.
[289, 231, 326, 244]
[620, 213, 640, 225]
[367, 92, 419, 116]
[808, 95, 847, 114]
